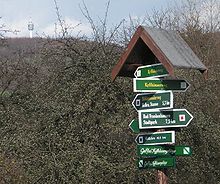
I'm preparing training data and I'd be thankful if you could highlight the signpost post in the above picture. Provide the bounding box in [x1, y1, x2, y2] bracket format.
[133, 78, 190, 92]
[132, 91, 173, 111]
[138, 109, 193, 129]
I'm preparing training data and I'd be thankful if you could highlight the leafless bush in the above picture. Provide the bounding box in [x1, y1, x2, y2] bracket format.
[0, 0, 219, 183]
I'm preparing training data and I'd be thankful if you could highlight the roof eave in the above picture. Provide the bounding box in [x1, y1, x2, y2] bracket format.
[111, 26, 144, 81]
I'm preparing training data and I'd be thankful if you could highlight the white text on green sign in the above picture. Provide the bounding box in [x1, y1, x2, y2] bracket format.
[135, 131, 175, 145]
[134, 63, 169, 78]
[132, 91, 173, 111]
[138, 157, 175, 169]
[138, 109, 193, 129]
[137, 145, 192, 157]
[133, 78, 190, 92]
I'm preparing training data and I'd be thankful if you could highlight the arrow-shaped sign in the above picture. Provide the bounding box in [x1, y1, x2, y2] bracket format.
[132, 91, 173, 111]
[138, 157, 175, 169]
[134, 63, 169, 78]
[138, 109, 193, 129]
[135, 131, 175, 145]
[133, 78, 190, 92]
[129, 119, 140, 133]
[137, 145, 192, 157]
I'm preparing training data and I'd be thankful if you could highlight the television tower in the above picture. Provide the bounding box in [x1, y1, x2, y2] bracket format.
[28, 19, 34, 38]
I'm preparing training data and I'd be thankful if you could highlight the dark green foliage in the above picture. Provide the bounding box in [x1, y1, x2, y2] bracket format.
[0, 31, 219, 184]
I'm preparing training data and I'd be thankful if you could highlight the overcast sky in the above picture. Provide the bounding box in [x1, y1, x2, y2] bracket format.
[0, 0, 176, 37]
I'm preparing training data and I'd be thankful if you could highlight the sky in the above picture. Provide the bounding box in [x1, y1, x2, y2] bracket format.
[0, 0, 176, 38]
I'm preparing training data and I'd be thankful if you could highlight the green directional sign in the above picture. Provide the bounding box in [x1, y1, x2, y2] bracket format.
[132, 91, 173, 111]
[134, 63, 169, 78]
[129, 119, 140, 134]
[138, 157, 175, 169]
[133, 78, 190, 92]
[138, 109, 193, 129]
[135, 131, 175, 145]
[137, 145, 192, 157]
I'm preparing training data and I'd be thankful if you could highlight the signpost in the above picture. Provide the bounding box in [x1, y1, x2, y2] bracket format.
[132, 91, 173, 111]
[135, 131, 175, 145]
[134, 63, 169, 78]
[138, 109, 193, 129]
[110, 25, 206, 184]
[138, 157, 175, 169]
[137, 145, 192, 157]
[133, 78, 190, 92]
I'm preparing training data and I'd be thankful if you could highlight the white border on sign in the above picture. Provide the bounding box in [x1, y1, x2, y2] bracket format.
[134, 63, 169, 78]
[138, 109, 193, 129]
[135, 131, 175, 145]
[132, 91, 174, 111]
[133, 78, 190, 93]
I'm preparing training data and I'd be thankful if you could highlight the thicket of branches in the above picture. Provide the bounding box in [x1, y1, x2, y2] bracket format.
[0, 0, 219, 183]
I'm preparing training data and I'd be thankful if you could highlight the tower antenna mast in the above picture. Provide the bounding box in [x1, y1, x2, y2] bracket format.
[28, 18, 34, 38]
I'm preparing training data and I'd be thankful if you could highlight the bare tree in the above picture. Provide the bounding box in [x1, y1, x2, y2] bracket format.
[0, 17, 19, 39]
[80, 0, 124, 53]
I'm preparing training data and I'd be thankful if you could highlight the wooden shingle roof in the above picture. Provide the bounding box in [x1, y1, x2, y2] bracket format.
[111, 26, 208, 81]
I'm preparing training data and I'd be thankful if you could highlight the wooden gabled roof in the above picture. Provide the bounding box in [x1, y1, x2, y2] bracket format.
[111, 26, 208, 81]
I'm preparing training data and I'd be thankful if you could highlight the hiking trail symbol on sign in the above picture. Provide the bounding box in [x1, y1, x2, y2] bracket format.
[183, 147, 191, 155]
